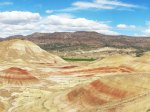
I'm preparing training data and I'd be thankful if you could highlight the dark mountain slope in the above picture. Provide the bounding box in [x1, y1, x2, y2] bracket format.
[1, 31, 150, 52]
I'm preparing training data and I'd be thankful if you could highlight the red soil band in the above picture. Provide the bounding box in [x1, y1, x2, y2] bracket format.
[67, 87, 107, 106]
[77, 74, 95, 77]
[62, 66, 134, 75]
[59, 66, 78, 69]
[90, 80, 128, 98]
[0, 75, 37, 80]
[0, 67, 38, 82]
[3, 67, 29, 75]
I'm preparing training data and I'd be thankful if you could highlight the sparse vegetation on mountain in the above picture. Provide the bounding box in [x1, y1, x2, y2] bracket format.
[1, 32, 150, 52]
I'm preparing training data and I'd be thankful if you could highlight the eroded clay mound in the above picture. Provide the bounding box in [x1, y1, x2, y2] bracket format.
[90, 54, 150, 72]
[67, 80, 130, 108]
[0, 39, 66, 64]
[67, 87, 107, 106]
[66, 76, 150, 112]
[0, 67, 39, 85]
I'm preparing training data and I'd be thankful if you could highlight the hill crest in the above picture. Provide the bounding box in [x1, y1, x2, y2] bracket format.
[0, 39, 66, 64]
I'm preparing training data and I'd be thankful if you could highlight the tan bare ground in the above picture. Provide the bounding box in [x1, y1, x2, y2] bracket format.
[0, 39, 150, 112]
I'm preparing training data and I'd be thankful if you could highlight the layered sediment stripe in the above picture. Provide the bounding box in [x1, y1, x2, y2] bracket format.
[0, 67, 38, 85]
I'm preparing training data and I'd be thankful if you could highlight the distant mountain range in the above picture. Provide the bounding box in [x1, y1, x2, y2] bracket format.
[1, 31, 150, 52]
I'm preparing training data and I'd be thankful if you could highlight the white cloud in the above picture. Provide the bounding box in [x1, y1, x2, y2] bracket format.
[117, 24, 136, 29]
[117, 24, 127, 29]
[146, 21, 150, 27]
[96, 0, 137, 8]
[144, 29, 150, 35]
[45, 10, 54, 14]
[0, 2, 13, 6]
[0, 11, 41, 25]
[0, 11, 119, 38]
[60, 0, 141, 12]
[143, 21, 150, 36]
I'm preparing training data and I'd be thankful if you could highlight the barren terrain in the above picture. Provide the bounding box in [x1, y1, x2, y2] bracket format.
[0, 39, 150, 112]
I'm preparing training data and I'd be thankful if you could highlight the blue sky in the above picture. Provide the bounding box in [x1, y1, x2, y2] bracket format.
[0, 0, 150, 37]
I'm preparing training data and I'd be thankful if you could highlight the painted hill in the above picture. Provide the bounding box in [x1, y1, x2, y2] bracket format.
[90, 53, 150, 72]
[0, 39, 66, 64]
[65, 75, 150, 112]
[0, 67, 38, 85]
[91, 54, 135, 67]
